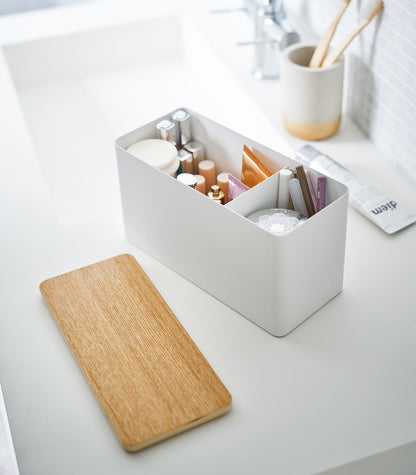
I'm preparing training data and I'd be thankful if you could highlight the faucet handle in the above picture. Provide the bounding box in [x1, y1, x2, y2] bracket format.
[210, 7, 246, 14]
[236, 39, 276, 46]
[262, 20, 300, 51]
[210, 1, 261, 20]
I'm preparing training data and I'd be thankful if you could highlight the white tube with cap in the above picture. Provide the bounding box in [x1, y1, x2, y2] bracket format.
[296, 145, 416, 234]
[288, 178, 308, 217]
[277, 168, 294, 209]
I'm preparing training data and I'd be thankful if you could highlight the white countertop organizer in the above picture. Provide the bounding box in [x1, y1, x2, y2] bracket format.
[3, 2, 416, 472]
[116, 109, 349, 336]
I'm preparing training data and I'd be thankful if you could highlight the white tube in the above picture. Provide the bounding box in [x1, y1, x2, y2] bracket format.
[288, 178, 308, 217]
[296, 145, 416, 234]
[277, 168, 294, 209]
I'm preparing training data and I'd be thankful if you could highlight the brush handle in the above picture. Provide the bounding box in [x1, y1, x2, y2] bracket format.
[323, 1, 382, 67]
[322, 19, 368, 67]
[309, 0, 351, 68]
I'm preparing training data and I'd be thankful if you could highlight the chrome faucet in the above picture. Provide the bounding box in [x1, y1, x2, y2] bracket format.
[237, 0, 300, 79]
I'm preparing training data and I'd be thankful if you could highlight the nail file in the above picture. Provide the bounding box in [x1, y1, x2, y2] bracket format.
[304, 169, 318, 212]
[40, 254, 232, 452]
[296, 165, 316, 217]
[316, 175, 327, 212]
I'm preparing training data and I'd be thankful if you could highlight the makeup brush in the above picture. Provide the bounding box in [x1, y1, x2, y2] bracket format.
[309, 0, 352, 68]
[322, 0, 383, 67]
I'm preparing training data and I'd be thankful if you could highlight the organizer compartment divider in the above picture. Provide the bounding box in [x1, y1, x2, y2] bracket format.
[225, 172, 279, 218]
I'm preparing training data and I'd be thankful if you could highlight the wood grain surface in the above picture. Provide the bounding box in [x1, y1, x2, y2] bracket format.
[40, 254, 232, 452]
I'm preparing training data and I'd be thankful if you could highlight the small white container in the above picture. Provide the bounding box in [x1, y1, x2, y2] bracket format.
[126, 138, 179, 177]
[280, 43, 344, 140]
[115, 109, 348, 336]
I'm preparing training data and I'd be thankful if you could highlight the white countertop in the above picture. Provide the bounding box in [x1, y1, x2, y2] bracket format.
[1, 1, 416, 474]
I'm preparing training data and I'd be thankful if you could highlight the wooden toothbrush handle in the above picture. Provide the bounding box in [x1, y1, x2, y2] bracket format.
[309, 0, 350, 68]
[322, 19, 368, 67]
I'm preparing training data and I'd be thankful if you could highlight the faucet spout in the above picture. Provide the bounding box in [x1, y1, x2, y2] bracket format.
[253, 0, 300, 79]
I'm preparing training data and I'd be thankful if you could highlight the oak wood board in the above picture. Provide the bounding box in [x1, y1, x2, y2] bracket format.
[40, 254, 232, 452]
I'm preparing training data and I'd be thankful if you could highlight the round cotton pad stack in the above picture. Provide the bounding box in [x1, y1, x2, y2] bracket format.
[247, 208, 306, 236]
[126, 139, 179, 177]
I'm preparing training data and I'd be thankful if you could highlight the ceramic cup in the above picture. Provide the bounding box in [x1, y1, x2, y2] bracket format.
[280, 43, 344, 140]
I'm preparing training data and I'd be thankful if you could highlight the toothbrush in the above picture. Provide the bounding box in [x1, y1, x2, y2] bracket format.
[309, 0, 352, 68]
[322, 0, 383, 67]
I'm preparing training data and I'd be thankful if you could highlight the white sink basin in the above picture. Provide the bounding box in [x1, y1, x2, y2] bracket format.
[3, 4, 294, 226]
[3, 16, 219, 225]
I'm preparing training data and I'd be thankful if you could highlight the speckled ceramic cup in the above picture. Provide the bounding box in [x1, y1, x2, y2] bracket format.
[280, 43, 344, 140]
